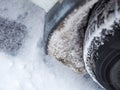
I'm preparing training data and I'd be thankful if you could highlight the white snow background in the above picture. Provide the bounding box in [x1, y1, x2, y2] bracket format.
[0, 0, 104, 90]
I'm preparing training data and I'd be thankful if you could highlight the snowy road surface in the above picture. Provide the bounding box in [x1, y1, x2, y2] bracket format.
[0, 0, 104, 90]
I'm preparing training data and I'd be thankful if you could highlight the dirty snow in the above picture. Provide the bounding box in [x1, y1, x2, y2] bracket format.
[0, 0, 104, 90]
[48, 0, 98, 74]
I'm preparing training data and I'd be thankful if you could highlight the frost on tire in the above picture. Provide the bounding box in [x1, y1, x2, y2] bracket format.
[84, 0, 120, 89]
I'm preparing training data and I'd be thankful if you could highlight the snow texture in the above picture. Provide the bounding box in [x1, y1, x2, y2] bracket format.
[48, 0, 98, 74]
[0, 17, 26, 55]
[0, 0, 104, 90]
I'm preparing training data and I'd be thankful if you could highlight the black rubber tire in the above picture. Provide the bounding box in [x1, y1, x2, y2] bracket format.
[84, 0, 120, 90]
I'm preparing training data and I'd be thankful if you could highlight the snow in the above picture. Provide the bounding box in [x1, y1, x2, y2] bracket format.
[48, 0, 98, 74]
[30, 0, 59, 12]
[0, 0, 104, 90]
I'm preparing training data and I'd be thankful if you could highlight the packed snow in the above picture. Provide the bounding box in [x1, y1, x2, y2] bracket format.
[48, 0, 98, 74]
[0, 0, 104, 90]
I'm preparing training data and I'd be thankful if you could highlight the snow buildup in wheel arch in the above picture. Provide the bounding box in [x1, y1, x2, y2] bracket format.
[83, 9, 120, 86]
[48, 0, 98, 74]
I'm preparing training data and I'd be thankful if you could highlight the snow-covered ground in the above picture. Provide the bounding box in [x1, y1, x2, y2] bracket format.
[0, 0, 104, 90]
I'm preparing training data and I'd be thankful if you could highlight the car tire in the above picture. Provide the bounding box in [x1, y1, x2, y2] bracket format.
[84, 0, 120, 90]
